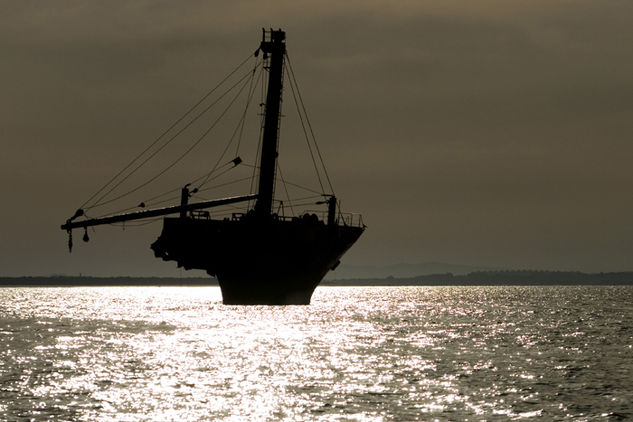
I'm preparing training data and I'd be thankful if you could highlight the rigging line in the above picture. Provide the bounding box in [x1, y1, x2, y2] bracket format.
[196, 176, 253, 194]
[286, 52, 335, 195]
[123, 167, 239, 215]
[248, 84, 266, 209]
[247, 60, 268, 209]
[142, 195, 181, 208]
[249, 128, 262, 192]
[282, 180, 323, 195]
[138, 170, 250, 209]
[189, 195, 249, 212]
[209, 205, 250, 214]
[138, 186, 183, 206]
[91, 194, 182, 219]
[118, 181, 189, 213]
[80, 53, 256, 210]
[110, 217, 163, 228]
[288, 201, 325, 208]
[187, 161, 230, 186]
[88, 65, 258, 210]
[193, 165, 238, 191]
[89, 69, 255, 210]
[195, 149, 237, 189]
[196, 64, 261, 189]
[223, 203, 250, 211]
[288, 198, 326, 205]
[197, 64, 263, 189]
[194, 67, 259, 190]
[276, 163, 295, 216]
[284, 194, 324, 202]
[284, 60, 325, 194]
[89, 187, 179, 217]
[92, 174, 251, 220]
[186, 160, 235, 188]
[235, 60, 261, 156]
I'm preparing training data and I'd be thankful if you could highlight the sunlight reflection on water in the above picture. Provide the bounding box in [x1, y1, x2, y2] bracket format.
[1, 286, 632, 420]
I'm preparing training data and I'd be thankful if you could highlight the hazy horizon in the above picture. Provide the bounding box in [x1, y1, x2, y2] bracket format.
[2, 1, 632, 276]
[3, 261, 632, 280]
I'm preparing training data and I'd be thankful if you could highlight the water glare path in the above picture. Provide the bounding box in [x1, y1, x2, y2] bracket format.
[1, 286, 632, 420]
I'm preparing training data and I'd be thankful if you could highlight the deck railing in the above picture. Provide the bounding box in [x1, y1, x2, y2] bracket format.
[225, 210, 365, 227]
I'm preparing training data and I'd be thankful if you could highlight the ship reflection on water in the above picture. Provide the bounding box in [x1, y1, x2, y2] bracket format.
[1, 286, 632, 420]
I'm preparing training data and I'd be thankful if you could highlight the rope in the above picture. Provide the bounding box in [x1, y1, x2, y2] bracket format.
[286, 52, 336, 196]
[136, 186, 183, 208]
[110, 217, 163, 228]
[75, 49, 337, 226]
[196, 176, 252, 194]
[284, 59, 325, 194]
[235, 60, 260, 156]
[285, 194, 323, 202]
[96, 60, 262, 217]
[80, 53, 255, 211]
[248, 67, 268, 209]
[88, 65, 257, 210]
[194, 164, 239, 190]
[196, 63, 262, 189]
[288, 200, 326, 208]
[92, 174, 253, 220]
[281, 180, 323, 195]
[276, 163, 295, 216]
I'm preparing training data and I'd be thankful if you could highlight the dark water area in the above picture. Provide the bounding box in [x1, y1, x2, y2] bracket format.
[1, 286, 632, 420]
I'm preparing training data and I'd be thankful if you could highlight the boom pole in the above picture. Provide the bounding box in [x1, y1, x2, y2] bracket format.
[61, 194, 257, 231]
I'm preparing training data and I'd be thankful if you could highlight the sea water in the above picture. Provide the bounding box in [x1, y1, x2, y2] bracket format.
[1, 286, 632, 421]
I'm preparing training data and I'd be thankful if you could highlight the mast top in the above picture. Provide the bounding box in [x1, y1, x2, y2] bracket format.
[260, 28, 286, 48]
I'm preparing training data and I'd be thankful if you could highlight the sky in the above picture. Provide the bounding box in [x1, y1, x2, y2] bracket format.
[1, 0, 632, 276]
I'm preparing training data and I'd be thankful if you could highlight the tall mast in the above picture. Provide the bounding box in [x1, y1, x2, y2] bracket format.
[255, 29, 286, 217]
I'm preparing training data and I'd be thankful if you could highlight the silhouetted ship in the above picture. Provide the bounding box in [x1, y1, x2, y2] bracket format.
[61, 29, 365, 304]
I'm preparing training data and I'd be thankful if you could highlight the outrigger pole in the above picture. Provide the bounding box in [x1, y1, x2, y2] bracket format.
[61, 194, 257, 231]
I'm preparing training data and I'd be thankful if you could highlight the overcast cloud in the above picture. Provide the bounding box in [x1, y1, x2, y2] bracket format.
[1, 1, 631, 276]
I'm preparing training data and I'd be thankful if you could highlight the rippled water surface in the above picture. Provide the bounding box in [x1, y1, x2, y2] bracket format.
[1, 286, 632, 420]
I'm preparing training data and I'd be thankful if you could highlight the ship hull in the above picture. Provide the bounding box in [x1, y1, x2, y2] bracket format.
[150, 216, 364, 305]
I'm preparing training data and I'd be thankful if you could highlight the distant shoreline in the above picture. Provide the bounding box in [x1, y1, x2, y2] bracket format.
[324, 270, 633, 286]
[1, 271, 632, 286]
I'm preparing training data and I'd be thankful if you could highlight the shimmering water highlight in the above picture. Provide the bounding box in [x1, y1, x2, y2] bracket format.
[1, 286, 632, 420]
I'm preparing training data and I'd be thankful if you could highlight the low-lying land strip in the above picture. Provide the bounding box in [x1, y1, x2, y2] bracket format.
[1, 271, 632, 286]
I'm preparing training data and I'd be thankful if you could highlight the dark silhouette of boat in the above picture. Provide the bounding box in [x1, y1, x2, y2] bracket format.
[61, 29, 365, 304]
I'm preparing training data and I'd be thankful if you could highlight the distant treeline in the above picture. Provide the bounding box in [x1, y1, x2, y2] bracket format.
[1, 271, 632, 287]
[323, 270, 633, 286]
